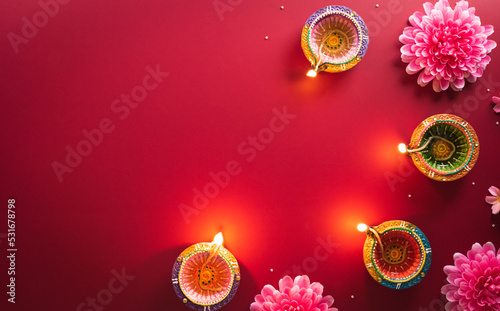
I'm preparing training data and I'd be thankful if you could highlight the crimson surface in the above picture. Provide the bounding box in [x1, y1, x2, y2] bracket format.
[1, 0, 500, 310]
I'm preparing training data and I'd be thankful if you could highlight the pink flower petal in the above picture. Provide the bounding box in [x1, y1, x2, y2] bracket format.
[492, 203, 500, 215]
[486, 196, 499, 205]
[482, 242, 496, 254]
[489, 186, 500, 196]
[467, 243, 485, 259]
[453, 253, 469, 267]
[319, 295, 334, 306]
[494, 103, 500, 113]
[423, 2, 435, 15]
[262, 285, 276, 298]
[444, 265, 460, 275]
[250, 302, 262, 311]
[279, 276, 293, 292]
[433, 78, 443, 92]
[251, 276, 337, 311]
[295, 275, 310, 288]
[442, 284, 458, 301]
[310, 282, 324, 295]
[399, 0, 496, 92]
[400, 44, 415, 57]
[407, 59, 423, 73]
[483, 24, 495, 36]
[452, 78, 465, 90]
[442, 242, 500, 310]
[485, 40, 497, 52]
[255, 295, 265, 304]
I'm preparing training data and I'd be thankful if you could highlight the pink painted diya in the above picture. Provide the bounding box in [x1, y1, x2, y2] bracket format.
[400, 114, 479, 181]
[172, 233, 240, 310]
[301, 5, 369, 77]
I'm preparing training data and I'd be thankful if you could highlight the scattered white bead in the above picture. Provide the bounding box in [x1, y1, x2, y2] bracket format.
[472, 182, 475, 186]
[496, 122, 499, 126]
[487, 89, 491, 92]
[265, 36, 269, 40]
[493, 224, 496, 228]
[408, 194, 412, 198]
[270, 268, 274, 272]
[351, 295, 354, 299]
[280, 6, 284, 10]
[375, 4, 379, 8]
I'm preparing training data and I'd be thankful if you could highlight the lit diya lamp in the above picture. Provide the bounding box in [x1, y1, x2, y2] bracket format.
[399, 114, 479, 181]
[172, 233, 240, 310]
[358, 221, 431, 289]
[301, 5, 369, 77]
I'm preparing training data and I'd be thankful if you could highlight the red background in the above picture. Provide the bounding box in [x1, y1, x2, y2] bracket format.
[1, 0, 500, 310]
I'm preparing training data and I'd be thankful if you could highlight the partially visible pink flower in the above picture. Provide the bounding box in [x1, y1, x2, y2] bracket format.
[250, 275, 338, 311]
[399, 0, 497, 92]
[442, 242, 500, 311]
[486, 186, 500, 215]
[492, 96, 500, 113]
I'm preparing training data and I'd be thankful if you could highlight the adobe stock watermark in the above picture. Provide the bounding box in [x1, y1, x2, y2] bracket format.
[51, 64, 169, 183]
[417, 279, 449, 311]
[76, 267, 135, 311]
[213, 0, 242, 22]
[384, 74, 500, 192]
[179, 106, 296, 224]
[7, 0, 70, 53]
[418, 296, 448, 311]
[365, 0, 410, 38]
[282, 235, 340, 276]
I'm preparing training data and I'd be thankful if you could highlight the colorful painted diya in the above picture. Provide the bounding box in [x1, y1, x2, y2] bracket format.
[172, 233, 240, 310]
[301, 5, 369, 77]
[400, 114, 479, 181]
[361, 221, 432, 289]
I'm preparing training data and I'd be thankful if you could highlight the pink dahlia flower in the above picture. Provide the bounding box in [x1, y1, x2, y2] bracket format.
[399, 0, 497, 92]
[486, 186, 500, 215]
[250, 275, 338, 311]
[442, 242, 500, 311]
[492, 96, 500, 113]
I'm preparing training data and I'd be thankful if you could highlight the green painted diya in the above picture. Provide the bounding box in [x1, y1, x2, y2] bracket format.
[404, 114, 479, 182]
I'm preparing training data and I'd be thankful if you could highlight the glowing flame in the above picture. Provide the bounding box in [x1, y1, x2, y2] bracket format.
[357, 223, 368, 232]
[398, 143, 408, 154]
[213, 232, 223, 246]
[307, 69, 317, 78]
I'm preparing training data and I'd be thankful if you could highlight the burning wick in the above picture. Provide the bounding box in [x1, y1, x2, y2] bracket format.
[357, 223, 368, 232]
[398, 143, 407, 154]
[307, 69, 318, 77]
[199, 233, 224, 292]
[205, 232, 223, 264]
